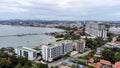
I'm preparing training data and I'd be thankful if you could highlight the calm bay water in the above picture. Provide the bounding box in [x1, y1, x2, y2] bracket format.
[0, 25, 64, 48]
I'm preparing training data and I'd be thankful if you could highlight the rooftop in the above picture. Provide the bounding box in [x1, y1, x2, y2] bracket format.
[99, 59, 112, 66]
[115, 42, 120, 45]
[104, 42, 120, 48]
[17, 46, 36, 52]
[114, 61, 120, 68]
[81, 36, 96, 39]
[88, 58, 94, 63]
[74, 29, 83, 35]
[45, 40, 72, 48]
[96, 62, 102, 68]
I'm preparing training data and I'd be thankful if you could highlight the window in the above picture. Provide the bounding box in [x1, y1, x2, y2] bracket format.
[33, 52, 36, 57]
[24, 51, 28, 59]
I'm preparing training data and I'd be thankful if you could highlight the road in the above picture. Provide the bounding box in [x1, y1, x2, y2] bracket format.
[48, 49, 91, 68]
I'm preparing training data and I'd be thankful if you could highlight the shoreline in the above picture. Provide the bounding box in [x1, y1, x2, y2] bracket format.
[0, 24, 64, 38]
[0, 24, 65, 48]
[0, 33, 43, 37]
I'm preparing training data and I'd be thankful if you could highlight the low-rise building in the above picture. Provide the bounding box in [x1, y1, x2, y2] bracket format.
[81, 36, 96, 39]
[87, 58, 112, 68]
[104, 42, 120, 48]
[99, 60, 112, 68]
[96, 48, 102, 55]
[114, 61, 120, 68]
[95, 62, 102, 68]
[15, 46, 37, 60]
[42, 40, 73, 62]
[74, 29, 83, 35]
[88, 58, 94, 64]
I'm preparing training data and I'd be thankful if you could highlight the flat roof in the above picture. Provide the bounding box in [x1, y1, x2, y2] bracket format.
[17, 46, 36, 52]
[45, 40, 72, 48]
[81, 36, 96, 39]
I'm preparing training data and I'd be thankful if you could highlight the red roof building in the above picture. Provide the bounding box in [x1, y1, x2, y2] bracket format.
[115, 42, 120, 45]
[88, 58, 94, 63]
[99, 60, 112, 66]
[114, 61, 120, 68]
[96, 62, 102, 68]
[74, 29, 83, 35]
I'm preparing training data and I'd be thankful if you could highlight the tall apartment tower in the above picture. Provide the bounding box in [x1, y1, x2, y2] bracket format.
[42, 40, 73, 62]
[85, 22, 107, 39]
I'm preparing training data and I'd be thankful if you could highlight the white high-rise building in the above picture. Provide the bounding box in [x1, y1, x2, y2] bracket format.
[42, 40, 73, 62]
[85, 22, 107, 39]
[15, 46, 37, 60]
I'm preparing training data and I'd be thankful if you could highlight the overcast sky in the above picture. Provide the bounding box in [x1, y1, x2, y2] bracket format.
[0, 0, 120, 20]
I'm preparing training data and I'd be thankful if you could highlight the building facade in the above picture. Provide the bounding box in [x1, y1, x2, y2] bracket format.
[73, 39, 86, 53]
[42, 40, 73, 62]
[85, 22, 107, 39]
[15, 46, 37, 60]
